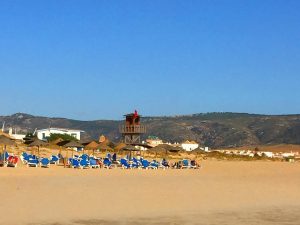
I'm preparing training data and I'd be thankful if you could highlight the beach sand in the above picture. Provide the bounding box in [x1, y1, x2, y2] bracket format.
[0, 161, 300, 225]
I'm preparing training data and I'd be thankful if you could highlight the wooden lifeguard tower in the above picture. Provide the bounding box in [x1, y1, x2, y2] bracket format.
[119, 110, 146, 144]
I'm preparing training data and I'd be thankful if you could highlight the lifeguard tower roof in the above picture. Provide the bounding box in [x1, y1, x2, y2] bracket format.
[123, 113, 142, 117]
[123, 110, 142, 117]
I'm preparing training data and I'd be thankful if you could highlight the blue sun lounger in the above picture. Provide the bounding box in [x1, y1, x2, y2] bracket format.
[80, 154, 89, 161]
[150, 160, 159, 169]
[27, 159, 39, 167]
[70, 158, 81, 168]
[120, 158, 132, 169]
[141, 160, 157, 169]
[41, 158, 50, 168]
[89, 159, 100, 168]
[21, 152, 29, 163]
[80, 159, 90, 169]
[50, 155, 59, 165]
[103, 158, 112, 169]
[131, 158, 141, 168]
[182, 159, 192, 169]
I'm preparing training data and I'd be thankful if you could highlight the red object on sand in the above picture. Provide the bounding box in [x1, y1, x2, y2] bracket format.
[8, 156, 18, 165]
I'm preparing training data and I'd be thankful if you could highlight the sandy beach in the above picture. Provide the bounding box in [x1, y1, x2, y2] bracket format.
[1, 161, 300, 225]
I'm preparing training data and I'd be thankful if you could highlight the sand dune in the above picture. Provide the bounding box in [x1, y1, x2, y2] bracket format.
[0, 161, 300, 225]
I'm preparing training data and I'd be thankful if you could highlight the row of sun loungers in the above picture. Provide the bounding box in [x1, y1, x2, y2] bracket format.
[1, 152, 200, 169]
[67, 154, 200, 169]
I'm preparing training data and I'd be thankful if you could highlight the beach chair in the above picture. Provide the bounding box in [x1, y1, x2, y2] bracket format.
[150, 160, 159, 169]
[141, 160, 157, 169]
[107, 153, 112, 160]
[50, 155, 59, 165]
[7, 156, 19, 167]
[120, 158, 132, 169]
[80, 159, 90, 169]
[27, 159, 39, 167]
[79, 154, 87, 161]
[89, 159, 100, 169]
[0, 153, 7, 167]
[190, 160, 200, 169]
[70, 158, 81, 169]
[159, 159, 170, 170]
[103, 158, 112, 169]
[4, 152, 9, 160]
[141, 160, 149, 169]
[112, 153, 117, 162]
[21, 152, 29, 164]
[131, 158, 141, 169]
[181, 159, 191, 169]
[40, 158, 50, 168]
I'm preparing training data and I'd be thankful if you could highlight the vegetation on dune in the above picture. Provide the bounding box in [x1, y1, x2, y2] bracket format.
[47, 133, 78, 142]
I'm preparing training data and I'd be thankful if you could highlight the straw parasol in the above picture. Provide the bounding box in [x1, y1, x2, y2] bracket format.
[27, 139, 48, 158]
[84, 141, 99, 149]
[61, 141, 83, 166]
[0, 135, 16, 166]
[97, 142, 113, 151]
[84, 141, 100, 156]
[62, 140, 83, 148]
[0, 135, 16, 146]
[120, 145, 140, 160]
[149, 144, 182, 160]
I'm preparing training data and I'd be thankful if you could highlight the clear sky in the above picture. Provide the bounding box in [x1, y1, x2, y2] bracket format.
[0, 0, 299, 120]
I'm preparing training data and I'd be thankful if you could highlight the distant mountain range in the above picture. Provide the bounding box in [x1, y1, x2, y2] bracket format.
[1, 112, 300, 148]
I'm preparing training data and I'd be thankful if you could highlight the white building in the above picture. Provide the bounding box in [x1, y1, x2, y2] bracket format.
[36, 128, 84, 141]
[181, 140, 199, 151]
[8, 128, 26, 140]
[146, 136, 163, 147]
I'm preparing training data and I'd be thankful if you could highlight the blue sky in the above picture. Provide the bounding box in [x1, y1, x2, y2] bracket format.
[0, 0, 299, 120]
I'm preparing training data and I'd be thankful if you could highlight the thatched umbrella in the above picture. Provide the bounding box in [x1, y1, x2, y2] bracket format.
[98, 142, 113, 151]
[28, 139, 48, 158]
[84, 141, 100, 156]
[62, 141, 83, 166]
[0, 135, 16, 166]
[50, 137, 65, 145]
[149, 144, 182, 160]
[0, 135, 16, 146]
[120, 145, 140, 160]
[62, 140, 83, 148]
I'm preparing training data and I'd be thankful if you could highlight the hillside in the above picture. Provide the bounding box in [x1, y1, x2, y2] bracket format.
[1, 112, 300, 148]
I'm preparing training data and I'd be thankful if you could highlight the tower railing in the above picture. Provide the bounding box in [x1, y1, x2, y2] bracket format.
[119, 125, 146, 134]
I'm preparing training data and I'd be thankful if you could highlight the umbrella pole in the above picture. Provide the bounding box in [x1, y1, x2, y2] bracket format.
[3, 145, 6, 167]
[59, 147, 62, 165]
[64, 149, 68, 168]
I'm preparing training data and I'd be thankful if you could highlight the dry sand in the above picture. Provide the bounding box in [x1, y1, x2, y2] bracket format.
[1, 161, 300, 225]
